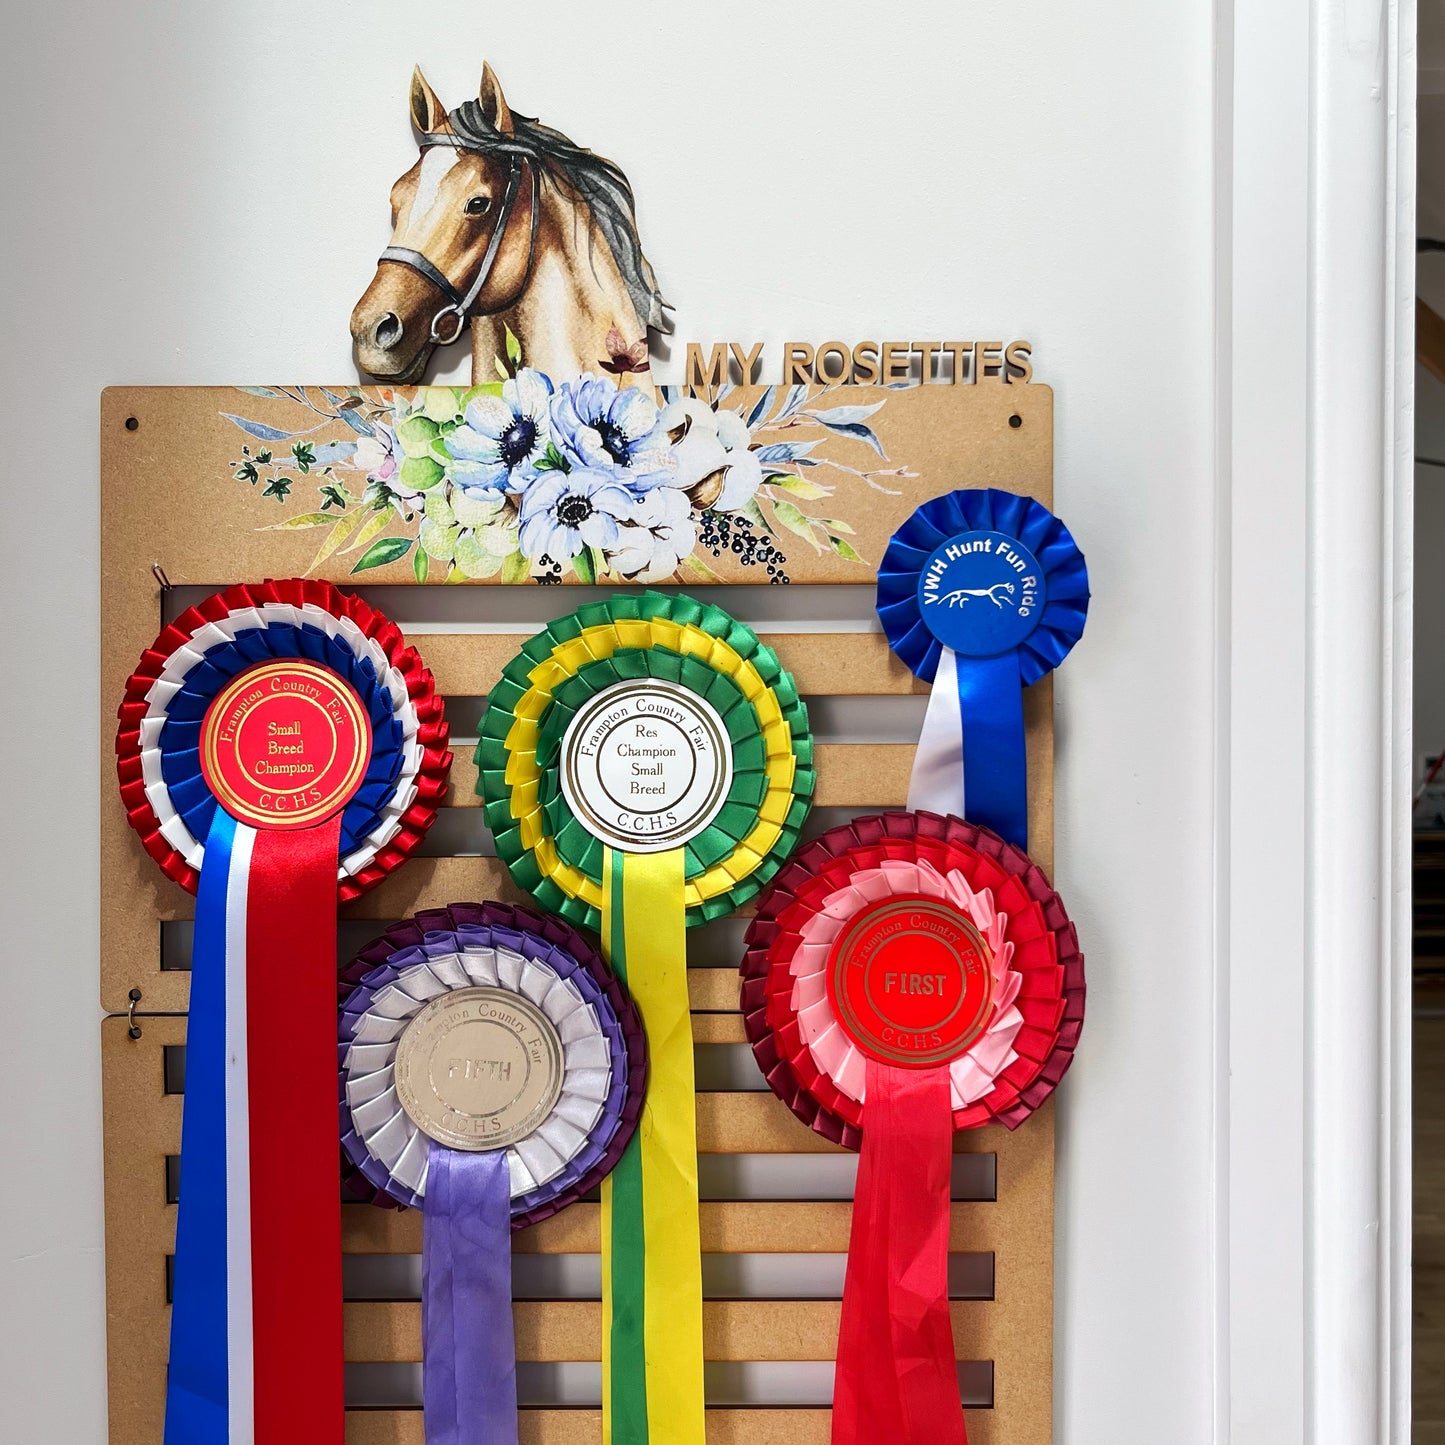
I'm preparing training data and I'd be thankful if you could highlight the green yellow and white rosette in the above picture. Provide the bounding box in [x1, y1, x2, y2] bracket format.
[477, 590, 815, 1445]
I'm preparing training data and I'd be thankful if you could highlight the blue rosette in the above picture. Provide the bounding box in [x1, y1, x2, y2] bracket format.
[877, 488, 1088, 849]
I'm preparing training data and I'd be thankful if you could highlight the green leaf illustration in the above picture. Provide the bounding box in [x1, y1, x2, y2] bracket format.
[536, 442, 569, 473]
[414, 545, 430, 583]
[771, 499, 824, 552]
[341, 508, 393, 555]
[350, 536, 414, 574]
[424, 489, 457, 529]
[396, 414, 440, 457]
[419, 517, 460, 562]
[307, 510, 368, 573]
[420, 387, 465, 424]
[771, 475, 832, 501]
[399, 456, 444, 491]
[501, 549, 532, 584]
[572, 547, 597, 584]
[473, 522, 519, 556]
[454, 531, 506, 578]
[828, 535, 865, 564]
[740, 496, 775, 537]
[260, 511, 332, 530]
[504, 324, 523, 372]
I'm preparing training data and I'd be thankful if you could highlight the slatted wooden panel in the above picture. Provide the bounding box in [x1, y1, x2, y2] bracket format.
[100, 380, 1057, 1444]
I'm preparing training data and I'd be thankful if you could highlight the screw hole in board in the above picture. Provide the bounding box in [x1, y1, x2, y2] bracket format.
[1008, 414, 1023, 429]
[124, 417, 139, 432]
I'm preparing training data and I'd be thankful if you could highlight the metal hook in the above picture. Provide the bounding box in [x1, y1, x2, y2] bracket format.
[127, 988, 143, 1040]
[151, 563, 172, 591]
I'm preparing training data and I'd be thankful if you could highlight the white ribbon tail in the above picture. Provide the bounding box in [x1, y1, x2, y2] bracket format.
[907, 645, 966, 818]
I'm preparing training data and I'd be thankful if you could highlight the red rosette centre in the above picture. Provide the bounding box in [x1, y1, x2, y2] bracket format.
[825, 894, 994, 1068]
[201, 659, 372, 829]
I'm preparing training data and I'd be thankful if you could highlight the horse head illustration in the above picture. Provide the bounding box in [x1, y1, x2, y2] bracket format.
[351, 64, 669, 384]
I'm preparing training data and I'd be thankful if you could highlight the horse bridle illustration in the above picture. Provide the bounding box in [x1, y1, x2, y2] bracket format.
[378, 131, 540, 345]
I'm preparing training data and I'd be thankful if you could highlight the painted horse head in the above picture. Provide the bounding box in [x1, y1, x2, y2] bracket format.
[352, 64, 668, 384]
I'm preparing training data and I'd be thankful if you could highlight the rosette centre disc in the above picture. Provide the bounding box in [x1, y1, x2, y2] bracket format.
[917, 529, 1047, 658]
[395, 987, 565, 1151]
[826, 894, 996, 1068]
[560, 677, 734, 853]
[200, 658, 373, 829]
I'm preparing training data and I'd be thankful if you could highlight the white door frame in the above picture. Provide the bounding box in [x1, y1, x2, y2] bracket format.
[1215, 1, 1414, 1440]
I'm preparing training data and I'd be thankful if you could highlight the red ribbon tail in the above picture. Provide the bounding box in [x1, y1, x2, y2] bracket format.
[247, 819, 345, 1444]
[833, 1060, 967, 1445]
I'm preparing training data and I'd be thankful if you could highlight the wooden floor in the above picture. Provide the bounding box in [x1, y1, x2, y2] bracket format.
[1419, 1001, 1445, 1440]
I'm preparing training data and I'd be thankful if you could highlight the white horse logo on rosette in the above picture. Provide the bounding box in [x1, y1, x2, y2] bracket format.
[926, 581, 1018, 610]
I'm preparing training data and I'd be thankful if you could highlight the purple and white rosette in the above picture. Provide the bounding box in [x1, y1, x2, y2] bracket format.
[339, 903, 645, 1445]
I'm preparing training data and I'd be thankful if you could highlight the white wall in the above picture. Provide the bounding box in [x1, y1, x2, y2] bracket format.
[0, 2, 1220, 1440]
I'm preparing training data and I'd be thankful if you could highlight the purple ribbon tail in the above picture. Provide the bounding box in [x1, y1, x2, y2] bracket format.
[422, 1143, 519, 1445]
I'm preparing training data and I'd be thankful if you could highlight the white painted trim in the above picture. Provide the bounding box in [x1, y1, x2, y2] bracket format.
[1215, 0, 1310, 1437]
[1382, 6, 1415, 1438]
[1216, 1, 1413, 1440]
[1305, 2, 1413, 1440]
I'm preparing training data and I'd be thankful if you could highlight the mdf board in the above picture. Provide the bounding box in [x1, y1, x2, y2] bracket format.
[99, 379, 1057, 1444]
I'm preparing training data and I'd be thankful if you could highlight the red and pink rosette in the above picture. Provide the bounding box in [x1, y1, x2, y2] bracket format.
[740, 810, 1084, 1445]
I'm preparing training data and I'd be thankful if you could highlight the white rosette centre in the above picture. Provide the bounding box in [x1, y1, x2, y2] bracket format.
[344, 944, 613, 1200]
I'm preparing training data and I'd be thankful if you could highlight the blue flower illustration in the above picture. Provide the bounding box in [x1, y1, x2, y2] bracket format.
[446, 368, 554, 499]
[518, 467, 637, 560]
[550, 375, 674, 492]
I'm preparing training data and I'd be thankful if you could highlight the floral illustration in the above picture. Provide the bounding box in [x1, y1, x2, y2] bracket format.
[223, 343, 917, 584]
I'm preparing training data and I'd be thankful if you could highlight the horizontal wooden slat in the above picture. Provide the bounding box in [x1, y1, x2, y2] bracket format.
[349, 1410, 838, 1445]
[690, 970, 744, 1012]
[345, 1298, 992, 1362]
[692, 1012, 747, 1042]
[414, 631, 928, 699]
[122, 972, 744, 1026]
[344, 1406, 1004, 1445]
[342, 1199, 1005, 1256]
[442, 742, 914, 809]
[138, 1079, 1004, 1160]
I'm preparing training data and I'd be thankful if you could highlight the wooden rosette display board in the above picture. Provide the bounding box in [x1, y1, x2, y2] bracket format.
[100, 377, 1059, 1445]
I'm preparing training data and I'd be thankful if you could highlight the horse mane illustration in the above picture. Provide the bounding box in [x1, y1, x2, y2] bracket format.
[925, 581, 1016, 609]
[352, 64, 669, 384]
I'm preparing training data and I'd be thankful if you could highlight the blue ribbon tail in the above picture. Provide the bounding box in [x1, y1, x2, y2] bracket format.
[956, 654, 1029, 850]
[165, 810, 237, 1444]
[423, 1144, 520, 1445]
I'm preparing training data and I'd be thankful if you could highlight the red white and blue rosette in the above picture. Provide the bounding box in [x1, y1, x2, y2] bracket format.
[114, 579, 450, 1445]
[877, 489, 1088, 850]
[740, 811, 1084, 1445]
[339, 903, 645, 1445]
[116, 579, 450, 899]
